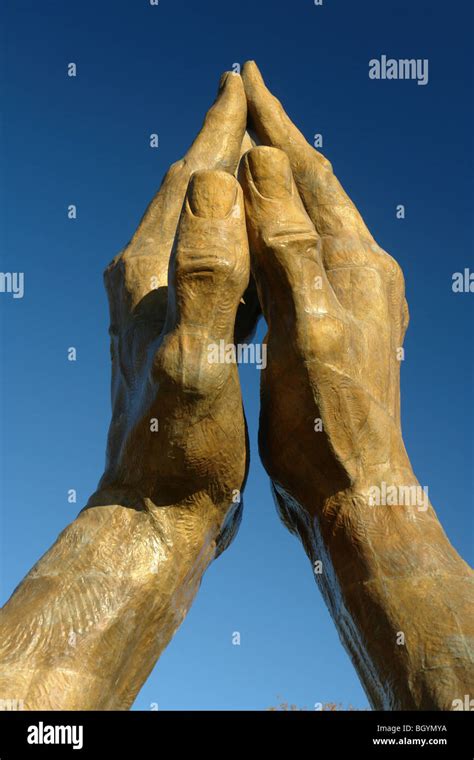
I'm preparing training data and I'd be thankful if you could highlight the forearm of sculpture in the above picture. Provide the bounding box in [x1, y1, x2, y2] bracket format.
[0, 492, 226, 710]
[274, 462, 474, 710]
[238, 138, 474, 711]
[0, 168, 250, 711]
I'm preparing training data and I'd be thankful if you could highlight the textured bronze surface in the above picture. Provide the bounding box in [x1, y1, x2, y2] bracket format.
[0, 73, 253, 710]
[240, 61, 473, 710]
[0, 64, 472, 711]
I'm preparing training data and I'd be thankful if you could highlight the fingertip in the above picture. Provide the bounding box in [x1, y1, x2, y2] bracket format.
[212, 70, 245, 119]
[242, 60, 262, 83]
[187, 170, 240, 220]
[242, 61, 269, 103]
[219, 70, 242, 86]
[240, 146, 292, 200]
[185, 72, 246, 175]
[217, 70, 245, 100]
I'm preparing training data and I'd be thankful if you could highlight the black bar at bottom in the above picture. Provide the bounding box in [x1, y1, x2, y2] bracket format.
[0, 709, 471, 757]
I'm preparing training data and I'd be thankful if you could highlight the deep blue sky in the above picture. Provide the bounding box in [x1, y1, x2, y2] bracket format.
[1, 0, 472, 710]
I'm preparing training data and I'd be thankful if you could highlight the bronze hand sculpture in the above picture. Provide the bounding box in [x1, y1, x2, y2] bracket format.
[0, 63, 472, 711]
[0, 73, 254, 710]
[240, 61, 473, 711]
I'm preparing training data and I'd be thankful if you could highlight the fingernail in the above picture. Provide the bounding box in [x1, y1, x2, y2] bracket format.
[188, 170, 237, 219]
[246, 147, 292, 199]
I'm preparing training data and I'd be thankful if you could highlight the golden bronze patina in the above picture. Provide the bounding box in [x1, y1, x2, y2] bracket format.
[0, 64, 472, 710]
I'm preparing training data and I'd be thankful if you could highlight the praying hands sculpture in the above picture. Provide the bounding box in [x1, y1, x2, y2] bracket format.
[0, 63, 472, 710]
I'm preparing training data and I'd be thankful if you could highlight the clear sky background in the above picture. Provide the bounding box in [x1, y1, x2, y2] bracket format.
[1, 0, 472, 710]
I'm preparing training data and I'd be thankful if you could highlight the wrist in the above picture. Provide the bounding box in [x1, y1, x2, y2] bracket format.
[319, 467, 465, 585]
[295, 468, 474, 710]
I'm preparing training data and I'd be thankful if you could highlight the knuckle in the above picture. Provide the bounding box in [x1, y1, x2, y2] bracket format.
[175, 245, 237, 282]
[265, 230, 319, 250]
[300, 312, 347, 362]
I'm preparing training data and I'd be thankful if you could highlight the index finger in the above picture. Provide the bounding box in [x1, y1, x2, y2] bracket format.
[242, 61, 375, 253]
[132, 71, 248, 253]
[106, 73, 247, 327]
[242, 63, 408, 349]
